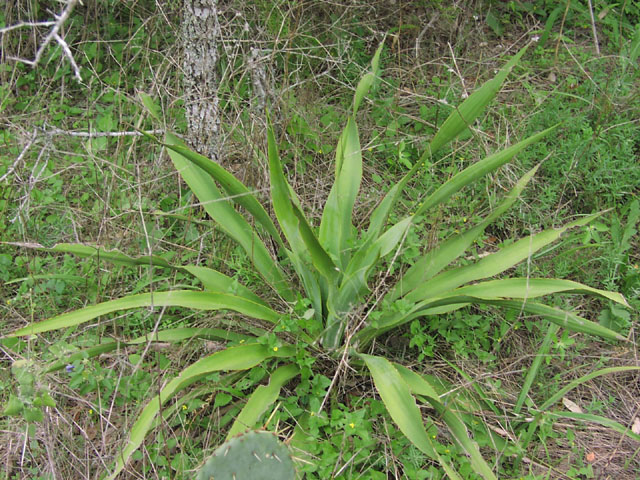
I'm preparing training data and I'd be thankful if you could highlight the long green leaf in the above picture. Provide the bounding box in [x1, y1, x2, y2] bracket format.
[6, 273, 85, 285]
[318, 117, 362, 269]
[514, 322, 558, 415]
[547, 411, 640, 443]
[5, 243, 267, 305]
[401, 366, 497, 480]
[4, 242, 174, 269]
[451, 278, 628, 306]
[10, 290, 281, 337]
[339, 217, 413, 306]
[396, 365, 498, 480]
[267, 121, 338, 282]
[404, 213, 602, 304]
[323, 216, 409, 347]
[346, 217, 413, 279]
[433, 403, 498, 480]
[360, 354, 437, 457]
[394, 364, 440, 400]
[334, 118, 362, 263]
[539, 366, 640, 411]
[291, 202, 339, 281]
[104, 344, 294, 480]
[353, 42, 384, 114]
[364, 178, 410, 244]
[414, 126, 556, 218]
[360, 354, 465, 480]
[166, 142, 293, 300]
[325, 217, 413, 347]
[45, 328, 251, 373]
[226, 364, 300, 439]
[367, 214, 607, 341]
[164, 134, 284, 247]
[418, 298, 624, 341]
[425, 44, 529, 158]
[127, 327, 250, 345]
[359, 293, 623, 345]
[139, 92, 162, 122]
[181, 266, 267, 306]
[365, 124, 550, 255]
[400, 365, 508, 430]
[319, 118, 363, 267]
[388, 363, 512, 458]
[390, 165, 540, 300]
[363, 45, 530, 243]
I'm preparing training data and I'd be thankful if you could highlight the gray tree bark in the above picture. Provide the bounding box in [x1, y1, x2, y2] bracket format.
[182, 0, 220, 161]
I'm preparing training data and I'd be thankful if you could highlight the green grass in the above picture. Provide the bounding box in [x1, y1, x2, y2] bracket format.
[1, 1, 639, 479]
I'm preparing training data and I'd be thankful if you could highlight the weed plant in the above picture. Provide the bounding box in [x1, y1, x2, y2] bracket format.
[1, 2, 639, 479]
[4, 38, 634, 479]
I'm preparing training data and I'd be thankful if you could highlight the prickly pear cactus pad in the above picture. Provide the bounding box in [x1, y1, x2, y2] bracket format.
[196, 430, 295, 480]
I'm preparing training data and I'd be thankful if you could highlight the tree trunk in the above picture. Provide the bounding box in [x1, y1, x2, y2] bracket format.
[182, 0, 220, 161]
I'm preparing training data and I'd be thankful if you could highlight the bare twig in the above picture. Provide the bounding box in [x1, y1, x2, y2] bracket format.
[10, 144, 49, 224]
[0, 21, 56, 34]
[30, 0, 79, 66]
[554, 0, 572, 64]
[0, 129, 37, 183]
[415, 11, 440, 60]
[1, 127, 164, 183]
[586, 0, 601, 55]
[53, 33, 82, 82]
[43, 126, 165, 138]
[5, 0, 83, 82]
[447, 42, 468, 98]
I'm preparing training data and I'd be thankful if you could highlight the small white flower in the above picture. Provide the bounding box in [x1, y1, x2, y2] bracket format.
[532, 35, 540, 42]
[473, 15, 479, 21]
[461, 92, 469, 99]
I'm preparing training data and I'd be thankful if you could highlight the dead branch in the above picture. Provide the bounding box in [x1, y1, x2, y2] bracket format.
[2, 0, 83, 82]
